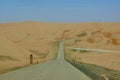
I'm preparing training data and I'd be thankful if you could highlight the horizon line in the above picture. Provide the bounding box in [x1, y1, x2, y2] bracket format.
[0, 20, 120, 24]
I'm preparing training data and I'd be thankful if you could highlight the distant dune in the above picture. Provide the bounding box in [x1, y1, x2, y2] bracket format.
[0, 21, 120, 73]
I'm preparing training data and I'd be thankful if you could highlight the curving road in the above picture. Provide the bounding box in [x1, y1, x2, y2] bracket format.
[0, 42, 91, 80]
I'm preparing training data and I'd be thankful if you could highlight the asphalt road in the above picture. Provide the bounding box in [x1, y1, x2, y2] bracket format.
[0, 42, 91, 80]
[68, 47, 118, 53]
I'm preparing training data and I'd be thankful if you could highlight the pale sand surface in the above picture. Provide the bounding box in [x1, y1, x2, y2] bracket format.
[0, 21, 120, 72]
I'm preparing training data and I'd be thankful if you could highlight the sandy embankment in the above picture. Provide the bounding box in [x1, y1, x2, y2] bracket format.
[0, 22, 63, 73]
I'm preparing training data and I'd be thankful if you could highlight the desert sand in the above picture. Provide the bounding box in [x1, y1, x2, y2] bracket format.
[0, 21, 120, 73]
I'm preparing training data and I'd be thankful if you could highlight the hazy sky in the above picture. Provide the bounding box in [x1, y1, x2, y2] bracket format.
[0, 0, 120, 23]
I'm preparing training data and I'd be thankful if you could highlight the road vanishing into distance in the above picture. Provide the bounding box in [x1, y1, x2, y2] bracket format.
[0, 42, 91, 80]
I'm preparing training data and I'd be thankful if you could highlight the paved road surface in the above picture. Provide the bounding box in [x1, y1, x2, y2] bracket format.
[0, 42, 91, 80]
[68, 47, 118, 53]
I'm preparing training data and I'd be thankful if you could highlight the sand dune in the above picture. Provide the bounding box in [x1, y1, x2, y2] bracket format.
[0, 21, 120, 73]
